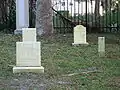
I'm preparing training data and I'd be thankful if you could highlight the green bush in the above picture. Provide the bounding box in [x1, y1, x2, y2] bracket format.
[102, 11, 120, 33]
[102, 11, 120, 26]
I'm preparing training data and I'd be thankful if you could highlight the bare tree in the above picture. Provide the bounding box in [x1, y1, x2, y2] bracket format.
[94, 0, 100, 17]
[0, 0, 15, 31]
[101, 0, 111, 12]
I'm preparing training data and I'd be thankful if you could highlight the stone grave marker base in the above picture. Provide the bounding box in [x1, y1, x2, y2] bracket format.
[72, 42, 89, 46]
[98, 52, 105, 57]
[13, 28, 44, 73]
[13, 66, 44, 73]
[14, 29, 23, 34]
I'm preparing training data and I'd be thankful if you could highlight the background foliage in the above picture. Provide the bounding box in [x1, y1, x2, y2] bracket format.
[0, 0, 120, 33]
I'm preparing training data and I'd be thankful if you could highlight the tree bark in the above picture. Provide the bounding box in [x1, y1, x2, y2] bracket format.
[101, 0, 111, 12]
[94, 0, 100, 18]
[94, 0, 100, 27]
[36, 0, 53, 36]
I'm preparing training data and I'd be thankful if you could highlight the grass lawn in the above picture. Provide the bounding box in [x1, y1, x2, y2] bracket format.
[0, 33, 120, 90]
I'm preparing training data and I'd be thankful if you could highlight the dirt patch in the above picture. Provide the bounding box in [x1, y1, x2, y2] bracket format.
[0, 73, 73, 90]
[0, 74, 48, 90]
[106, 54, 120, 59]
[107, 76, 120, 88]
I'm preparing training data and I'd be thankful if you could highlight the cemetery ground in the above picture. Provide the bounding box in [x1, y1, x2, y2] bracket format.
[0, 33, 120, 90]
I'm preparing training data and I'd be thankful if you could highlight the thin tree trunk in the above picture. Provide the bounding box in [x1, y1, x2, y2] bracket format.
[94, 0, 100, 18]
[101, 0, 111, 12]
[94, 0, 100, 26]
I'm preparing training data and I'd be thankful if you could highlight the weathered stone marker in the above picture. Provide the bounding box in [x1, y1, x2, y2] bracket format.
[98, 37, 105, 57]
[13, 28, 44, 73]
[22, 28, 36, 42]
[72, 25, 88, 45]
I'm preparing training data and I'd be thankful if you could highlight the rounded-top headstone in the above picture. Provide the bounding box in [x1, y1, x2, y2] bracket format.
[74, 25, 86, 32]
[72, 25, 88, 45]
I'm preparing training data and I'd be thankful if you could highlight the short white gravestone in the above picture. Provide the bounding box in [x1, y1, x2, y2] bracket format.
[22, 28, 36, 42]
[13, 28, 44, 73]
[72, 25, 88, 45]
[98, 37, 105, 57]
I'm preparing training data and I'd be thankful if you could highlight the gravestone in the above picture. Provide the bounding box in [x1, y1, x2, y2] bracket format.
[72, 25, 88, 45]
[98, 37, 105, 57]
[13, 28, 44, 73]
[22, 28, 36, 42]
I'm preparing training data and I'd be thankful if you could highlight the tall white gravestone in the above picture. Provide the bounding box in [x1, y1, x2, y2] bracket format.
[13, 28, 44, 73]
[14, 0, 29, 34]
[98, 37, 105, 57]
[72, 25, 88, 45]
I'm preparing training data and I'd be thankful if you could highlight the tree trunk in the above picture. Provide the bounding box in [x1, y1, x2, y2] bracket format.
[101, 0, 111, 12]
[36, 0, 53, 36]
[94, 0, 100, 18]
[94, 0, 100, 27]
